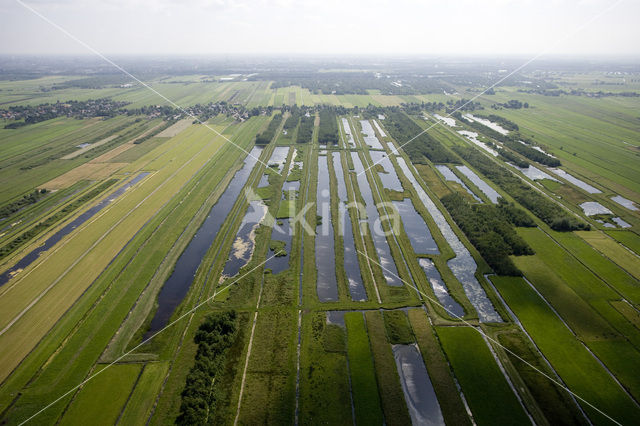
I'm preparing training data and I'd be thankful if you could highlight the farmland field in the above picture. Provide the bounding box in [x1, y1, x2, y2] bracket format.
[0, 55, 639, 426]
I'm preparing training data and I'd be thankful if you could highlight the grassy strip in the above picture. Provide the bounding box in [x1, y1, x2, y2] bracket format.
[576, 231, 640, 282]
[407, 309, 471, 426]
[364, 310, 411, 425]
[605, 230, 640, 256]
[383, 310, 415, 344]
[299, 312, 351, 424]
[118, 362, 169, 424]
[344, 312, 384, 425]
[237, 309, 296, 424]
[59, 363, 142, 426]
[436, 326, 530, 425]
[491, 275, 640, 425]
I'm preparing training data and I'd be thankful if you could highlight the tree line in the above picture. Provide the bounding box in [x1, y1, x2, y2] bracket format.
[255, 113, 283, 145]
[177, 311, 239, 425]
[383, 111, 458, 164]
[453, 147, 589, 231]
[441, 194, 534, 276]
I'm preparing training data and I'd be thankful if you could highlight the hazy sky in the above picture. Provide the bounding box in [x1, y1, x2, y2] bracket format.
[1, 0, 638, 56]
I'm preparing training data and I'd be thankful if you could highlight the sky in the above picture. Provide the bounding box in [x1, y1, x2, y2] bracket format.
[0, 0, 638, 57]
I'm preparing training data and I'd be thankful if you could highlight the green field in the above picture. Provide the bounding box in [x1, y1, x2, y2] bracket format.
[1, 62, 639, 426]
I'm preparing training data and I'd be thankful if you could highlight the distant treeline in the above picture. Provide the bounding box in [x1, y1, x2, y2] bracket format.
[441, 193, 534, 276]
[490, 99, 529, 109]
[177, 311, 239, 425]
[454, 147, 589, 231]
[383, 111, 457, 164]
[255, 113, 283, 144]
[518, 88, 640, 98]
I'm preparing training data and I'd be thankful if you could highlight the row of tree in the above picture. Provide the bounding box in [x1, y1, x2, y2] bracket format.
[454, 147, 589, 231]
[441, 194, 534, 276]
[296, 115, 314, 143]
[255, 113, 283, 145]
[317, 109, 339, 145]
[383, 111, 458, 164]
[177, 311, 239, 425]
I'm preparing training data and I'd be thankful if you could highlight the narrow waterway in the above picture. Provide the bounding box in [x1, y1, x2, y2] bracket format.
[144, 146, 264, 338]
[0, 172, 149, 287]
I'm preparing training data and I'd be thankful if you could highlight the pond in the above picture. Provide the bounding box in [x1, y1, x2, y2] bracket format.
[611, 195, 638, 211]
[435, 165, 481, 202]
[220, 199, 268, 279]
[393, 343, 446, 426]
[369, 151, 403, 191]
[457, 130, 499, 156]
[393, 199, 439, 255]
[316, 155, 338, 301]
[579, 201, 612, 216]
[455, 165, 501, 204]
[549, 168, 601, 194]
[419, 258, 464, 318]
[332, 152, 367, 301]
[351, 152, 402, 287]
[360, 120, 385, 150]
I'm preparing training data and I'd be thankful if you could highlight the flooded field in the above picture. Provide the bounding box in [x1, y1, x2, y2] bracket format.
[549, 168, 601, 194]
[580, 201, 612, 216]
[360, 120, 385, 150]
[266, 218, 292, 274]
[433, 114, 456, 127]
[393, 199, 439, 254]
[611, 195, 638, 211]
[612, 217, 631, 228]
[341, 118, 356, 147]
[396, 157, 501, 322]
[455, 165, 501, 204]
[0, 172, 150, 287]
[419, 258, 464, 317]
[393, 343, 446, 426]
[257, 174, 269, 187]
[316, 155, 338, 301]
[435, 165, 481, 202]
[369, 151, 403, 191]
[457, 130, 499, 156]
[144, 147, 263, 337]
[332, 152, 367, 301]
[508, 163, 558, 182]
[268, 146, 290, 174]
[220, 199, 268, 279]
[351, 152, 402, 286]
[463, 114, 509, 135]
[373, 119, 387, 137]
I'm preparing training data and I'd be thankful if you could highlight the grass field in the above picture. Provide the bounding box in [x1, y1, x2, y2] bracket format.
[344, 312, 384, 425]
[1, 67, 639, 426]
[436, 326, 530, 425]
[491, 275, 640, 425]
